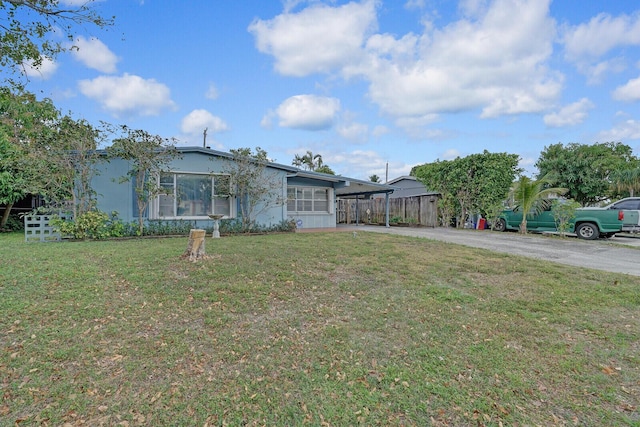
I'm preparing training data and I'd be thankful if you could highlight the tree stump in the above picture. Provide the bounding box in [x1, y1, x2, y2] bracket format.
[183, 229, 206, 261]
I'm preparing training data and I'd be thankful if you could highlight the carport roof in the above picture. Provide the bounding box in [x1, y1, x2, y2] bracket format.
[286, 170, 394, 198]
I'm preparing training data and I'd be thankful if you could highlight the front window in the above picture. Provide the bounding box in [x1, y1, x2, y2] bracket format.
[287, 186, 331, 213]
[155, 173, 232, 218]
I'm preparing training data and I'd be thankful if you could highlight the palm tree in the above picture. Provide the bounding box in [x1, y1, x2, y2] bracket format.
[610, 168, 640, 197]
[369, 174, 381, 183]
[510, 174, 567, 234]
[292, 151, 324, 171]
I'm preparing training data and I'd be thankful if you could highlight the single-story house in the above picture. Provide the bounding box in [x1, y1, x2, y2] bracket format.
[386, 176, 439, 198]
[91, 146, 395, 229]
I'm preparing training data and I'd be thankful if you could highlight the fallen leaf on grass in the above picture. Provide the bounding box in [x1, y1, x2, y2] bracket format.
[494, 403, 509, 415]
[601, 366, 618, 375]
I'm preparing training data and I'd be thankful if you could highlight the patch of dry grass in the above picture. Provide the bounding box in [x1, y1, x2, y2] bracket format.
[1, 231, 638, 425]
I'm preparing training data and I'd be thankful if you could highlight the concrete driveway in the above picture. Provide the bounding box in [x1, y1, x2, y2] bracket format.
[347, 225, 640, 277]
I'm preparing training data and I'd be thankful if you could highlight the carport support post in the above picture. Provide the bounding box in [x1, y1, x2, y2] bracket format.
[385, 192, 390, 228]
[355, 197, 359, 225]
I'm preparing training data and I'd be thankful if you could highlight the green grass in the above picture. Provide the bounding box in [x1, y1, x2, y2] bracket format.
[1, 231, 639, 426]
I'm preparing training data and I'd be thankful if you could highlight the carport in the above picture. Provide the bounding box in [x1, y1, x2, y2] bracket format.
[286, 171, 395, 227]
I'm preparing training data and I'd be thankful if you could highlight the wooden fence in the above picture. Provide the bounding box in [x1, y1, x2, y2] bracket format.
[337, 195, 439, 227]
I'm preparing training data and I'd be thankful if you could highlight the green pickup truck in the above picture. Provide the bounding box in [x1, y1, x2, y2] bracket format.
[494, 205, 626, 240]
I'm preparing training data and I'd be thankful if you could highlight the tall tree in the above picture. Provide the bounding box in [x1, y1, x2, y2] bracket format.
[413, 151, 521, 227]
[226, 147, 284, 232]
[315, 164, 335, 175]
[610, 168, 640, 198]
[535, 142, 637, 206]
[1, 0, 114, 84]
[0, 138, 26, 228]
[292, 151, 325, 171]
[510, 174, 567, 234]
[47, 116, 106, 218]
[106, 125, 180, 235]
[0, 87, 58, 227]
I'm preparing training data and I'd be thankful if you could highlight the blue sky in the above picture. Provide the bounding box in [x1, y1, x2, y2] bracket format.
[21, 0, 640, 180]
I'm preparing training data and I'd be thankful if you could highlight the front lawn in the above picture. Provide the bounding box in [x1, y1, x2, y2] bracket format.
[1, 231, 638, 425]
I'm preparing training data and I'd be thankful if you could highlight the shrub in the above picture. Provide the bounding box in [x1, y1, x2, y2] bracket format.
[143, 220, 196, 236]
[0, 214, 24, 232]
[551, 199, 580, 237]
[51, 210, 128, 240]
[390, 216, 403, 224]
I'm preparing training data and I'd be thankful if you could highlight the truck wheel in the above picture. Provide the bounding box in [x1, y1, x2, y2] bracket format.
[493, 218, 506, 232]
[576, 222, 599, 240]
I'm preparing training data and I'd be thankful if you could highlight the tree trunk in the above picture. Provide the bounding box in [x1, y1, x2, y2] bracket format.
[520, 218, 528, 234]
[183, 229, 206, 261]
[0, 202, 14, 229]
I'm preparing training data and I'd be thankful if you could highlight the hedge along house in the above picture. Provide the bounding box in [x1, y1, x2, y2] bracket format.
[91, 146, 395, 230]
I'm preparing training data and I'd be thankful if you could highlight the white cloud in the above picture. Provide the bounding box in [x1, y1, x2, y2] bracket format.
[250, 0, 562, 125]
[543, 98, 594, 127]
[337, 121, 368, 142]
[404, 0, 426, 10]
[69, 36, 119, 73]
[612, 75, 640, 102]
[363, 0, 560, 119]
[78, 73, 176, 117]
[206, 83, 219, 100]
[22, 57, 58, 80]
[180, 109, 229, 135]
[248, 0, 378, 76]
[275, 94, 341, 130]
[562, 12, 640, 62]
[598, 119, 640, 141]
[260, 111, 275, 129]
[336, 111, 369, 142]
[441, 149, 461, 160]
[581, 58, 627, 85]
[372, 125, 389, 137]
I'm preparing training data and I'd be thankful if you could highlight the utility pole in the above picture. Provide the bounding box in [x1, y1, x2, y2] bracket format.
[203, 127, 208, 148]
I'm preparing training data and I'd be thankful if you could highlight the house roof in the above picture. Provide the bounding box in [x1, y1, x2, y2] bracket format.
[179, 147, 395, 198]
[386, 175, 439, 196]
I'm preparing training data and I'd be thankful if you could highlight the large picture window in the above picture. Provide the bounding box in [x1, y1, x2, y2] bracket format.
[287, 187, 331, 213]
[155, 173, 232, 218]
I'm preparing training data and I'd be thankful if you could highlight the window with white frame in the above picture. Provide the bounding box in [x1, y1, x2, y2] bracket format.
[155, 173, 232, 218]
[287, 187, 331, 213]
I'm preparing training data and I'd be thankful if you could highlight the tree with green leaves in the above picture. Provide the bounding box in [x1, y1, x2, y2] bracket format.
[369, 174, 381, 183]
[535, 142, 638, 206]
[610, 168, 640, 198]
[292, 151, 329, 171]
[0, 138, 26, 228]
[0, 87, 59, 227]
[225, 147, 284, 232]
[412, 151, 521, 228]
[0, 88, 107, 227]
[315, 164, 335, 175]
[106, 125, 180, 235]
[510, 174, 567, 234]
[47, 116, 106, 218]
[551, 199, 581, 237]
[1, 0, 113, 85]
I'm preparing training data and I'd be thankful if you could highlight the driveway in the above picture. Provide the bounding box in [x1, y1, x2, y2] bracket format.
[346, 225, 640, 277]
